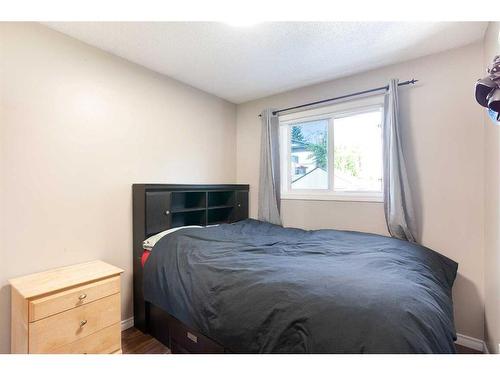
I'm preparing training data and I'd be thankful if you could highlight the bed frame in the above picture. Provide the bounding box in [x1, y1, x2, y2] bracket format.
[132, 184, 249, 353]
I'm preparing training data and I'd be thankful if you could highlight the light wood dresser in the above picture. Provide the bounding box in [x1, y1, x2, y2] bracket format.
[9, 260, 124, 354]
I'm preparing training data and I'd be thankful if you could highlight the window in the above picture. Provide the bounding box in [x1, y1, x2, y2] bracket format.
[290, 119, 329, 190]
[280, 96, 384, 202]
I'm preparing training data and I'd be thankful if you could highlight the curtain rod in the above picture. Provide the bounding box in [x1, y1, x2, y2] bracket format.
[258, 79, 418, 117]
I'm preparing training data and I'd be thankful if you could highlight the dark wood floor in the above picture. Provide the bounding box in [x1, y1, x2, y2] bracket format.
[122, 327, 170, 354]
[121, 327, 481, 354]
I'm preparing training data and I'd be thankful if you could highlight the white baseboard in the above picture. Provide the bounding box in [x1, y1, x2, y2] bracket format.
[456, 333, 488, 353]
[121, 317, 134, 331]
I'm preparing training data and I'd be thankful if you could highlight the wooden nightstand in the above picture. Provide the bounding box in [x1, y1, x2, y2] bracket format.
[9, 260, 124, 354]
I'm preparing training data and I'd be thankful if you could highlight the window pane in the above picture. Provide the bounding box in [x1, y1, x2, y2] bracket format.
[333, 110, 383, 192]
[290, 119, 328, 190]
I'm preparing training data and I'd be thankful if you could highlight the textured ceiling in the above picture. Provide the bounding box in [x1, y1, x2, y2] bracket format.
[43, 22, 488, 103]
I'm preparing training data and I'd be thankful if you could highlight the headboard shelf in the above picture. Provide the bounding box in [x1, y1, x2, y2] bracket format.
[170, 206, 206, 214]
[172, 210, 206, 227]
[171, 191, 206, 211]
[207, 205, 234, 210]
[132, 183, 249, 332]
[207, 190, 235, 207]
[207, 206, 235, 225]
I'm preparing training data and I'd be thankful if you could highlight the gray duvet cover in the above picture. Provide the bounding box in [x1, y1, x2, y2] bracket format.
[143, 219, 458, 353]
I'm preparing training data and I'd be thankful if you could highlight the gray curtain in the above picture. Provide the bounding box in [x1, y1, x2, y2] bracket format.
[258, 108, 282, 226]
[383, 79, 416, 242]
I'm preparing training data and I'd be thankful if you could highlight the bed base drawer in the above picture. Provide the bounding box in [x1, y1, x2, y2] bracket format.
[170, 341, 191, 354]
[168, 317, 224, 354]
[147, 303, 224, 354]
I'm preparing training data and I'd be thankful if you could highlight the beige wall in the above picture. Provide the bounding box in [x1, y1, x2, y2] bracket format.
[483, 22, 500, 354]
[0, 21, 493, 353]
[237, 42, 486, 340]
[0, 23, 237, 353]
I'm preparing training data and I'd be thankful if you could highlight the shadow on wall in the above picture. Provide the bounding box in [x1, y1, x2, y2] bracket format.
[0, 284, 11, 353]
[452, 273, 484, 339]
[398, 86, 423, 243]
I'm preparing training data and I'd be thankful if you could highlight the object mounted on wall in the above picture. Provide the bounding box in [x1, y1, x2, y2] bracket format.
[475, 55, 500, 123]
[488, 108, 500, 125]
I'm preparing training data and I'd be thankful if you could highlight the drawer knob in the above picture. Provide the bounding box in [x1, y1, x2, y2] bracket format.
[164, 210, 170, 215]
[80, 319, 88, 327]
[78, 294, 87, 300]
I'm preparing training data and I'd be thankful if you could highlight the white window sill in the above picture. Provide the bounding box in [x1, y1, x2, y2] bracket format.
[281, 193, 384, 203]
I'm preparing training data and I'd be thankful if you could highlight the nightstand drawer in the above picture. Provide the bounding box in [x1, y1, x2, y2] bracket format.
[29, 293, 120, 353]
[48, 323, 121, 354]
[29, 276, 120, 322]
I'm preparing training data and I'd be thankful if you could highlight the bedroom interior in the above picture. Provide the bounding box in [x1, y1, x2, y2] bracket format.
[1, 5, 500, 368]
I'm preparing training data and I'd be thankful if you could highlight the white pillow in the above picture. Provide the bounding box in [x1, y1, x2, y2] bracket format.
[143, 225, 218, 251]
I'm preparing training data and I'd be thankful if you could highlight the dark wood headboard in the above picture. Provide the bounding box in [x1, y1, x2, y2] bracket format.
[132, 184, 249, 332]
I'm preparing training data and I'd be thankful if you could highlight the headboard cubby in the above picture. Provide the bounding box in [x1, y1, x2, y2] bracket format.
[132, 184, 249, 332]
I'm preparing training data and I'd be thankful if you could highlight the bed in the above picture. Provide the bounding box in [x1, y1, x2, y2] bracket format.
[132, 184, 458, 354]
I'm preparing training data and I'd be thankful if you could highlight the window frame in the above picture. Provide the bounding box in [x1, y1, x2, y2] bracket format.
[279, 95, 385, 203]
